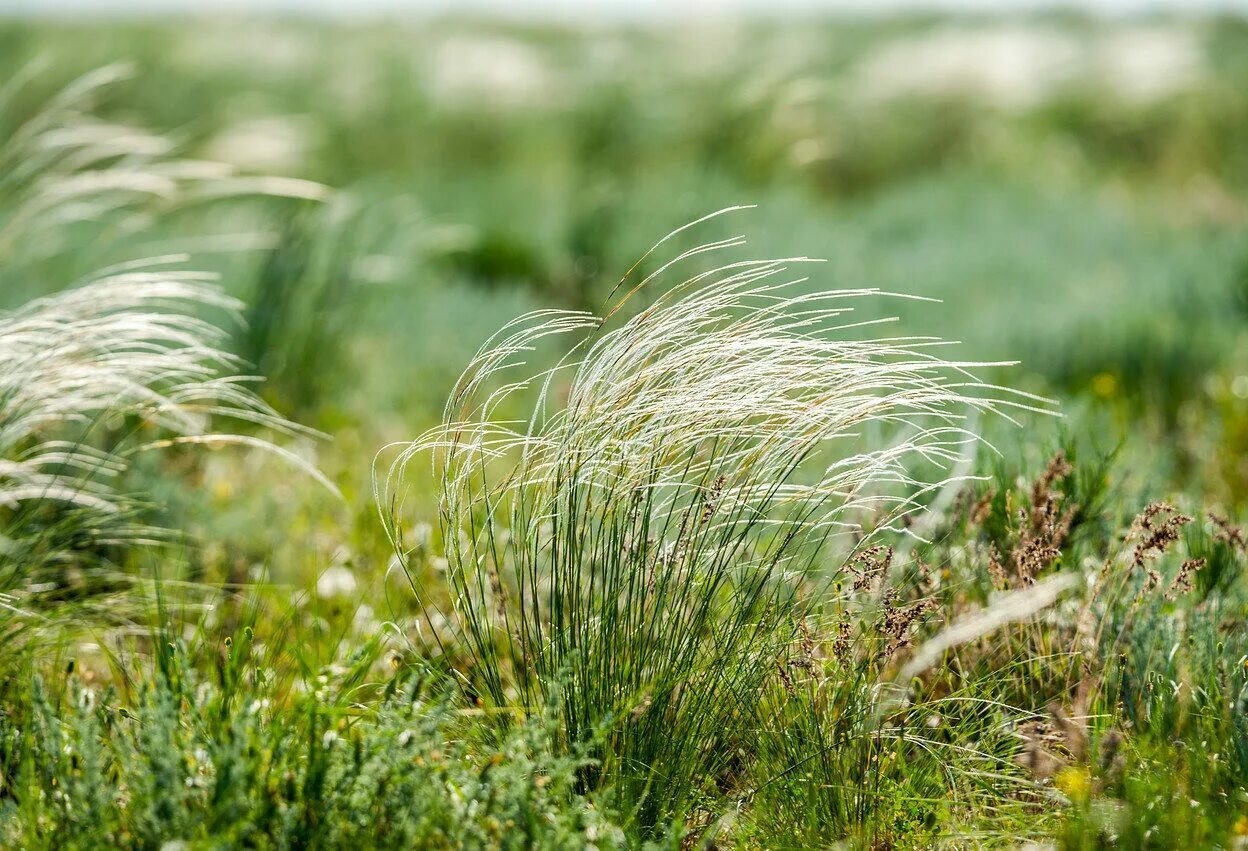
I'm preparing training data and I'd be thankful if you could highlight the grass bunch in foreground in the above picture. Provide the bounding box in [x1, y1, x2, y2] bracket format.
[377, 210, 1050, 831]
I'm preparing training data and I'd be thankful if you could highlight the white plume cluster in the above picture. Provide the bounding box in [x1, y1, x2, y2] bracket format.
[0, 273, 332, 517]
[0, 65, 334, 618]
[377, 208, 1052, 718]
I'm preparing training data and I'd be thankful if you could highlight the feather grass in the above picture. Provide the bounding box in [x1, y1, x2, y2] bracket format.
[0, 62, 325, 267]
[377, 209, 1053, 830]
[0, 271, 338, 607]
[0, 65, 336, 638]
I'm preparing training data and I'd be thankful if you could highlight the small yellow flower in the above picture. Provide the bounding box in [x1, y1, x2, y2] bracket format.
[1234, 814, 1248, 836]
[1055, 765, 1093, 801]
[1091, 372, 1118, 398]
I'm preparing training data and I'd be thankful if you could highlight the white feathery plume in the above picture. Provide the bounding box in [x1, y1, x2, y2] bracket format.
[0, 65, 337, 609]
[376, 208, 1054, 723]
[880, 571, 1080, 715]
[0, 271, 338, 531]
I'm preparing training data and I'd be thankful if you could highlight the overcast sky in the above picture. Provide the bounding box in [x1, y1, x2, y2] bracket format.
[4, 0, 1248, 16]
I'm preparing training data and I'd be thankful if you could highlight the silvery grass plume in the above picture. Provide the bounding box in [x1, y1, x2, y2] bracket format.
[376, 208, 1052, 828]
[0, 62, 336, 635]
[0, 271, 338, 628]
[0, 62, 325, 266]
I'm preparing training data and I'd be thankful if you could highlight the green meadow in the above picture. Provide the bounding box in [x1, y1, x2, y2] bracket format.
[3, 13, 1248, 848]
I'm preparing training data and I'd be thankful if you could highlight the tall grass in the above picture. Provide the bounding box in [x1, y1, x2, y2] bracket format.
[241, 197, 373, 417]
[0, 65, 334, 643]
[4, 35, 1247, 847]
[0, 273, 336, 632]
[377, 209, 1051, 830]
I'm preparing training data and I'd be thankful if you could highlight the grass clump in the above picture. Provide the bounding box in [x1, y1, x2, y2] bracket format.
[377, 210, 1048, 834]
[0, 65, 340, 647]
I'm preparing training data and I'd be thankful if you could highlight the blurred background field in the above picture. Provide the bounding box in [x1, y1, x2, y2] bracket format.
[2, 7, 1247, 653]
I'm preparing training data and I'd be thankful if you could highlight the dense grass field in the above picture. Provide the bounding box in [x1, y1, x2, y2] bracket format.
[3, 11, 1248, 848]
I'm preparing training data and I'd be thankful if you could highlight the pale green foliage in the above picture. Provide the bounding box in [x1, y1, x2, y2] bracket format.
[0, 631, 631, 850]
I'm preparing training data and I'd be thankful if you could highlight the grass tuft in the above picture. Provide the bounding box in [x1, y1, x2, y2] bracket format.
[378, 210, 1053, 832]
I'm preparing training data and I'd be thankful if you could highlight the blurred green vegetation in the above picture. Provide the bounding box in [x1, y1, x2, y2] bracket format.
[4, 12, 1248, 847]
[3, 16, 1245, 523]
